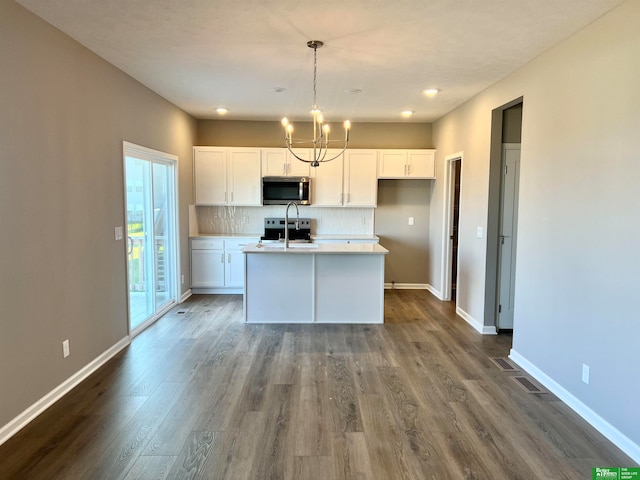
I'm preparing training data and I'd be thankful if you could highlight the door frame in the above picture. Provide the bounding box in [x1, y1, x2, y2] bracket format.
[441, 152, 463, 301]
[122, 141, 180, 337]
[483, 97, 523, 330]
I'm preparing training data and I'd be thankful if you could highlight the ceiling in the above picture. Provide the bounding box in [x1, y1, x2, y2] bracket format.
[16, 0, 623, 123]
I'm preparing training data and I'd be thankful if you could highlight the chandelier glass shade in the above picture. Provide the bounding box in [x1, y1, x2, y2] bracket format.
[281, 40, 351, 167]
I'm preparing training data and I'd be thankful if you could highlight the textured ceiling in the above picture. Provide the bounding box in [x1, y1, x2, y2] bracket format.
[16, 0, 624, 122]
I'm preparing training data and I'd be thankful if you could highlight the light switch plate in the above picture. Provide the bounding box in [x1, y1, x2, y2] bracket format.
[114, 226, 123, 241]
[476, 226, 483, 238]
[408, 217, 415, 226]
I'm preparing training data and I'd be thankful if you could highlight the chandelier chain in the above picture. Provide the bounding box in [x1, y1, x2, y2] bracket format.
[312, 44, 318, 108]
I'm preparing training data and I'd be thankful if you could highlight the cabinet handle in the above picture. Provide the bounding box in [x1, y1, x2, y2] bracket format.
[230, 192, 234, 202]
[407, 163, 411, 175]
[228, 253, 231, 263]
[221, 253, 224, 263]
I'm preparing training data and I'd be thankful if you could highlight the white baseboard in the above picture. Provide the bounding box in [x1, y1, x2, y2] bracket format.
[191, 287, 243, 295]
[426, 284, 444, 300]
[456, 306, 497, 335]
[0, 336, 130, 447]
[509, 349, 640, 464]
[384, 283, 429, 290]
[180, 289, 192, 303]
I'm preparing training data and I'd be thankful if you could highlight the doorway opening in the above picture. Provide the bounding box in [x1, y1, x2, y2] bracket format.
[123, 142, 179, 337]
[441, 152, 463, 302]
[483, 100, 523, 335]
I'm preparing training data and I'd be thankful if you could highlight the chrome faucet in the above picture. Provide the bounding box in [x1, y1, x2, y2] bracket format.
[284, 201, 300, 249]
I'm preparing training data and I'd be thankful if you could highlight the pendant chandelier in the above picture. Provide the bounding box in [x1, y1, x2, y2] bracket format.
[281, 40, 351, 167]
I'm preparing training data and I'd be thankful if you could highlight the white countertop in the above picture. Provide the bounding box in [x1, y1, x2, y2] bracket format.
[311, 234, 379, 241]
[190, 233, 261, 239]
[243, 242, 388, 255]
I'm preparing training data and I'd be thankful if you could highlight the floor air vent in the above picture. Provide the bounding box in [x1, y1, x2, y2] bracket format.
[512, 376, 547, 394]
[489, 357, 519, 372]
[176, 310, 187, 315]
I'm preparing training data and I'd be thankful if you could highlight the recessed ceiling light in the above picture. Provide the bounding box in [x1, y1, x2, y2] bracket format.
[345, 88, 362, 95]
[216, 107, 228, 115]
[423, 88, 439, 97]
[401, 110, 414, 118]
[273, 87, 287, 93]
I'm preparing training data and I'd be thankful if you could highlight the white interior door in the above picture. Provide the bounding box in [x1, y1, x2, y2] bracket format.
[124, 142, 178, 335]
[497, 144, 521, 330]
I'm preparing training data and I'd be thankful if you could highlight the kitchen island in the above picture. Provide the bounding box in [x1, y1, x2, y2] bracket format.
[243, 242, 388, 323]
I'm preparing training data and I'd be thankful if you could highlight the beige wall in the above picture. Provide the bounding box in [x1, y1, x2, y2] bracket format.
[198, 120, 433, 149]
[375, 180, 432, 284]
[0, 0, 196, 429]
[429, 0, 640, 454]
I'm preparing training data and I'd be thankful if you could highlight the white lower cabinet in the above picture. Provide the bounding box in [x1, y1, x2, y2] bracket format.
[191, 237, 258, 293]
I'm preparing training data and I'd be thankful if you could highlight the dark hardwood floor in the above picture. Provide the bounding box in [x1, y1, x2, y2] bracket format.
[0, 291, 634, 479]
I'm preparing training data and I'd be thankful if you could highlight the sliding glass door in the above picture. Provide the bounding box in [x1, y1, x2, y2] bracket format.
[123, 142, 178, 335]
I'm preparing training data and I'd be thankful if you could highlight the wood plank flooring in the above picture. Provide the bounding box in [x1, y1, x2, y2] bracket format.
[0, 291, 635, 479]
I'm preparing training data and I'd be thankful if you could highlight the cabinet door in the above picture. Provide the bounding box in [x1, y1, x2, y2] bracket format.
[287, 149, 311, 176]
[228, 148, 262, 206]
[191, 249, 225, 287]
[344, 150, 377, 207]
[194, 147, 227, 205]
[378, 150, 407, 178]
[225, 251, 246, 288]
[261, 148, 288, 176]
[407, 150, 435, 178]
[310, 149, 344, 206]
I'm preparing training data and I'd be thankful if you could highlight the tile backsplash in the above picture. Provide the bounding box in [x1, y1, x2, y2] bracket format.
[194, 205, 374, 235]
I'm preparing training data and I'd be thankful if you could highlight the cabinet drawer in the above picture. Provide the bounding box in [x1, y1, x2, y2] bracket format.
[191, 238, 224, 250]
[224, 238, 258, 250]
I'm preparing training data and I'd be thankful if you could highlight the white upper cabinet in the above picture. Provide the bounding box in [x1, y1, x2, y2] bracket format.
[194, 147, 262, 206]
[378, 149, 436, 179]
[343, 150, 378, 207]
[194, 147, 227, 205]
[310, 149, 344, 207]
[227, 148, 262, 205]
[310, 149, 377, 207]
[261, 148, 310, 177]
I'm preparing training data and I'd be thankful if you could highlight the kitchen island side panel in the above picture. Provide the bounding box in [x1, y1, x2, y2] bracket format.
[314, 254, 384, 323]
[245, 253, 314, 323]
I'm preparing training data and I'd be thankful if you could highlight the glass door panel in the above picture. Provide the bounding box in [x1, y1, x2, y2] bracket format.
[126, 156, 154, 329]
[152, 162, 172, 311]
[124, 143, 177, 335]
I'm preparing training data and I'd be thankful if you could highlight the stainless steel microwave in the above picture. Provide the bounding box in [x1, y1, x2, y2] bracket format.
[262, 176, 311, 205]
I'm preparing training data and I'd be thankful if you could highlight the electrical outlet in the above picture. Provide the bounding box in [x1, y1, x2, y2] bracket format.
[114, 226, 123, 241]
[181, 274, 185, 285]
[62, 339, 70, 358]
[582, 364, 590, 384]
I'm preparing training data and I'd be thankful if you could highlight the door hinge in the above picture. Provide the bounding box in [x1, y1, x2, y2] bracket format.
[504, 165, 508, 175]
[498, 304, 502, 313]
